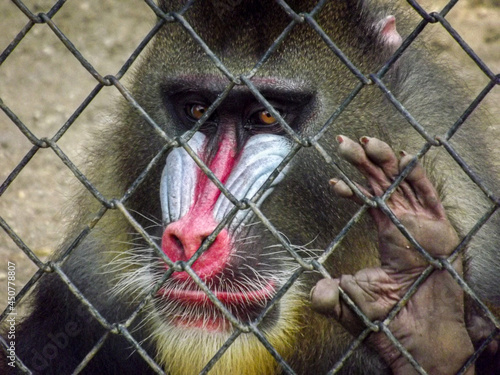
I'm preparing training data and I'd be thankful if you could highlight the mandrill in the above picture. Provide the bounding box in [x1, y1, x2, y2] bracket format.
[2, 0, 499, 374]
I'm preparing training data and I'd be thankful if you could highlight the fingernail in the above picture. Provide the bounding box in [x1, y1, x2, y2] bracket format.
[329, 178, 339, 186]
[336, 135, 344, 144]
[309, 286, 316, 301]
[360, 136, 370, 145]
[399, 150, 407, 157]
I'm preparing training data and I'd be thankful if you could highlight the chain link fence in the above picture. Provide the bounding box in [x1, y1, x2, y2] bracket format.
[1, 0, 499, 374]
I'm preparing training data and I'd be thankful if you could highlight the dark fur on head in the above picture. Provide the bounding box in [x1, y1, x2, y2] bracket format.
[3, 1, 499, 374]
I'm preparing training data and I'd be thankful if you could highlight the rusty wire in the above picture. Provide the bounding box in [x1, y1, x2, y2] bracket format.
[0, 0, 499, 374]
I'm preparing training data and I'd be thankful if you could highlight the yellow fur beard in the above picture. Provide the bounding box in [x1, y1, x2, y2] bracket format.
[151, 285, 305, 375]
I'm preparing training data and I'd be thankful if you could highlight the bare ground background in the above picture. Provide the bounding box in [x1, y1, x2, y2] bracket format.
[0, 0, 499, 311]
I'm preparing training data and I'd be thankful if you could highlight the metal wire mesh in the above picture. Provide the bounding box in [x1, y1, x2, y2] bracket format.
[1, 0, 499, 374]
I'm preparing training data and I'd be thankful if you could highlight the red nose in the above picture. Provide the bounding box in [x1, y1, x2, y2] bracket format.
[161, 210, 231, 281]
[162, 130, 237, 280]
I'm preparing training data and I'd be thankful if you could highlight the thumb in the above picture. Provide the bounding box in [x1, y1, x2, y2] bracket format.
[310, 278, 341, 319]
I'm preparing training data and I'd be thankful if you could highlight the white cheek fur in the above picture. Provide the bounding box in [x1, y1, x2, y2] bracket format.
[213, 134, 292, 231]
[160, 132, 292, 231]
[160, 132, 206, 225]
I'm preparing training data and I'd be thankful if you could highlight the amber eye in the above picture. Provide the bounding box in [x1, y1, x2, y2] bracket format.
[245, 107, 285, 135]
[258, 110, 278, 125]
[187, 104, 208, 120]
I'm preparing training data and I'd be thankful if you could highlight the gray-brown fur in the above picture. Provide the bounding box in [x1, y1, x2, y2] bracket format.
[2, 1, 498, 374]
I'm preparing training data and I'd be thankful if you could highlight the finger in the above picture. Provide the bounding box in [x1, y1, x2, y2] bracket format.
[310, 278, 341, 319]
[329, 178, 372, 205]
[360, 136, 399, 178]
[400, 153, 446, 218]
[337, 135, 390, 196]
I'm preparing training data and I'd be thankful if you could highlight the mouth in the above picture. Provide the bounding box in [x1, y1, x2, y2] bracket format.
[158, 281, 275, 305]
[156, 279, 276, 331]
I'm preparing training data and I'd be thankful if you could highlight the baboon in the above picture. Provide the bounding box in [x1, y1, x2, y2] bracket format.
[2, 0, 499, 374]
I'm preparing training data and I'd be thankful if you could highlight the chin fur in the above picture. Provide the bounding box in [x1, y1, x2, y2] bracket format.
[150, 282, 305, 375]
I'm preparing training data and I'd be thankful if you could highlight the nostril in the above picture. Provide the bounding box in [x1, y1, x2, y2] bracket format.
[170, 234, 183, 249]
[161, 217, 232, 280]
[168, 234, 185, 258]
[161, 211, 232, 279]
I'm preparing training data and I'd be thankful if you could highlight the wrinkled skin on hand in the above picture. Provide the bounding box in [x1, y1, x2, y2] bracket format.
[311, 136, 474, 375]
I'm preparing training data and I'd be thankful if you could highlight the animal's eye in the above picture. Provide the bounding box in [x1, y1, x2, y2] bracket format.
[257, 110, 278, 125]
[245, 108, 285, 135]
[183, 103, 218, 134]
[186, 104, 208, 121]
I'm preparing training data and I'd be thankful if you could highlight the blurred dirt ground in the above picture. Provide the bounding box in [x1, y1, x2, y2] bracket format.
[0, 0, 499, 310]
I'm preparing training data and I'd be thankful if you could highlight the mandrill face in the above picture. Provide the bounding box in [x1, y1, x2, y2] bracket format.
[104, 2, 393, 373]
[111, 75, 319, 373]
[6, 1, 498, 375]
